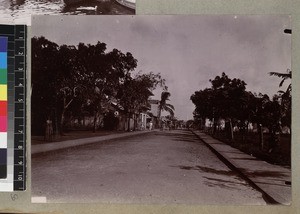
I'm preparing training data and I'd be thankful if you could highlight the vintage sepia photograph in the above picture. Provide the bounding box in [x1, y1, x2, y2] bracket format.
[0, 0, 135, 24]
[31, 15, 291, 204]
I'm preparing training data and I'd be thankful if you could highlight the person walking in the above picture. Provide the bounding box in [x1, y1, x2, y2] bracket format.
[149, 121, 153, 130]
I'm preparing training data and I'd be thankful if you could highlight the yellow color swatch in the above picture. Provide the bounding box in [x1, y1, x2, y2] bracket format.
[0, 85, 7, 100]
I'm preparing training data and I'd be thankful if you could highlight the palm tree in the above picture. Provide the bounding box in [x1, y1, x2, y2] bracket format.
[269, 69, 291, 132]
[158, 91, 175, 128]
[269, 69, 291, 95]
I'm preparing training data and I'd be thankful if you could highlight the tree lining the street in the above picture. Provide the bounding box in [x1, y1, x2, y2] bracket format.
[158, 91, 175, 117]
[157, 91, 175, 128]
[32, 37, 168, 136]
[190, 72, 291, 142]
[117, 72, 167, 131]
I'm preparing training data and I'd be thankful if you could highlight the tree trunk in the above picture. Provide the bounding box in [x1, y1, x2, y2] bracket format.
[133, 113, 138, 131]
[93, 111, 98, 133]
[54, 107, 59, 137]
[60, 109, 65, 135]
[213, 118, 217, 135]
[123, 115, 127, 131]
[225, 119, 233, 140]
[59, 97, 74, 135]
[202, 118, 206, 130]
[229, 119, 234, 141]
[244, 121, 250, 143]
[242, 127, 245, 143]
[259, 124, 264, 150]
[127, 112, 131, 132]
[246, 121, 250, 133]
[158, 109, 162, 129]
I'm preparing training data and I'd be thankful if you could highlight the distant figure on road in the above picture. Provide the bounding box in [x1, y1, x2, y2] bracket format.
[45, 119, 53, 142]
[149, 121, 153, 130]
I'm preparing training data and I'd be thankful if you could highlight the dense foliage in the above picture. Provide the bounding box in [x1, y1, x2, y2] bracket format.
[191, 72, 291, 139]
[32, 37, 165, 135]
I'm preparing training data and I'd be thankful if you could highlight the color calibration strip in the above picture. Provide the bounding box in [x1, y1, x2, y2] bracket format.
[0, 36, 8, 180]
[13, 25, 26, 191]
[0, 25, 26, 191]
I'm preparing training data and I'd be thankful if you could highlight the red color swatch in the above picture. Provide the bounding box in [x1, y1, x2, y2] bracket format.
[0, 101, 7, 116]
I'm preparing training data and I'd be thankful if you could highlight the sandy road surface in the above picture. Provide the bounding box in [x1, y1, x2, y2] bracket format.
[32, 130, 266, 204]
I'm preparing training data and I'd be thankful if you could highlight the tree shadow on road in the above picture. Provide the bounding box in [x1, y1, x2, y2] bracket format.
[155, 131, 201, 143]
[202, 176, 249, 190]
[170, 165, 237, 176]
[170, 164, 249, 190]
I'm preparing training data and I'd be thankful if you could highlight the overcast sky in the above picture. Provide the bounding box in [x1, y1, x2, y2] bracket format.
[32, 15, 291, 120]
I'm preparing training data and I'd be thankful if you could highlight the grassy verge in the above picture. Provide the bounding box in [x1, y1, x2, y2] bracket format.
[209, 131, 291, 167]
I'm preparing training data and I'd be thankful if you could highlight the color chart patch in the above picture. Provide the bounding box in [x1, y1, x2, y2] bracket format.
[0, 36, 7, 179]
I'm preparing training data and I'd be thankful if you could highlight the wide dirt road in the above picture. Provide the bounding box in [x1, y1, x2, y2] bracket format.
[31, 130, 266, 204]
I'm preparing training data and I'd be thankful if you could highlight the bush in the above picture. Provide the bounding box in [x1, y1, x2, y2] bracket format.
[212, 130, 291, 167]
[103, 111, 119, 130]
